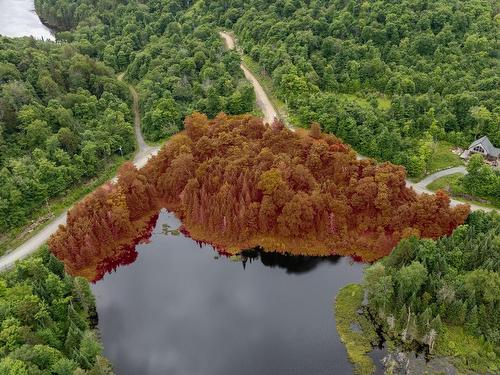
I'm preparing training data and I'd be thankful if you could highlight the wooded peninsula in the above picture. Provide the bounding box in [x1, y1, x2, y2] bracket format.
[49, 113, 469, 278]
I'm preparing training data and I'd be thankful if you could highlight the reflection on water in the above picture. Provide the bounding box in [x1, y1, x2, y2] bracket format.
[241, 248, 343, 274]
[92, 213, 352, 282]
[92, 210, 365, 375]
[0, 0, 54, 40]
[92, 213, 160, 282]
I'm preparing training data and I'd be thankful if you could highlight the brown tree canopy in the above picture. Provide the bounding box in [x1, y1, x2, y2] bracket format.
[49, 113, 469, 278]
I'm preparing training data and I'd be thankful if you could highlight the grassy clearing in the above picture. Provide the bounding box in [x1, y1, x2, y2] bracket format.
[436, 325, 499, 374]
[426, 173, 464, 191]
[337, 93, 391, 111]
[0, 156, 130, 256]
[335, 284, 378, 375]
[377, 95, 391, 110]
[427, 142, 463, 174]
[427, 173, 499, 209]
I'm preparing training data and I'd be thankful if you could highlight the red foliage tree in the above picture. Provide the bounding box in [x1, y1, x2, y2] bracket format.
[49, 113, 470, 277]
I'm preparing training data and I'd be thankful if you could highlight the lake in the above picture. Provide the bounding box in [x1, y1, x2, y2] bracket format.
[92, 210, 366, 375]
[0, 0, 54, 40]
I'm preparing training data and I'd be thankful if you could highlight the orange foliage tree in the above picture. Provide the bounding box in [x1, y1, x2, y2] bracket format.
[49, 113, 470, 278]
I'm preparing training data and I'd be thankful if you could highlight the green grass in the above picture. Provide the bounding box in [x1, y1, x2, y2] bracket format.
[377, 95, 391, 110]
[427, 173, 499, 209]
[426, 173, 464, 191]
[0, 156, 131, 257]
[435, 325, 499, 374]
[427, 142, 463, 174]
[337, 93, 391, 111]
[335, 284, 378, 375]
[407, 142, 464, 182]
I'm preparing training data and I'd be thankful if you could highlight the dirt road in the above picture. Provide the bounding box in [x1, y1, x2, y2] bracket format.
[220, 31, 279, 127]
[119, 73, 149, 153]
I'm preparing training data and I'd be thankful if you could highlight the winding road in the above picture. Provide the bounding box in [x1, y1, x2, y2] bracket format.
[220, 31, 495, 213]
[0, 78, 159, 271]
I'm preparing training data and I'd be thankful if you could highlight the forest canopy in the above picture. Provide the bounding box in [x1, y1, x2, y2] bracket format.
[363, 211, 499, 373]
[49, 114, 469, 278]
[196, 0, 499, 177]
[0, 247, 113, 374]
[0, 37, 134, 234]
[35, 0, 256, 142]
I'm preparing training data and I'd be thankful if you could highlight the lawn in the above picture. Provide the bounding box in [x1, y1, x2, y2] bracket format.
[427, 142, 463, 174]
[426, 173, 464, 192]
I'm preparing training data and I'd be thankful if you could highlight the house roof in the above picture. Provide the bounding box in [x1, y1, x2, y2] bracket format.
[469, 136, 500, 157]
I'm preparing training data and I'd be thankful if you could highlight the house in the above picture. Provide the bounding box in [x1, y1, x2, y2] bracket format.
[460, 136, 500, 163]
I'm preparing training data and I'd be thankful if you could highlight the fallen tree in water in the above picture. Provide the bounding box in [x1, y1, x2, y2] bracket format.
[49, 113, 469, 278]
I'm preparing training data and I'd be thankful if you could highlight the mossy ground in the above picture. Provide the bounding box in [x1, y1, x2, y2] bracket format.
[335, 284, 379, 375]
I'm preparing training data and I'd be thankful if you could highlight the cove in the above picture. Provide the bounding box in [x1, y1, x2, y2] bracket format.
[0, 0, 54, 40]
[92, 210, 365, 375]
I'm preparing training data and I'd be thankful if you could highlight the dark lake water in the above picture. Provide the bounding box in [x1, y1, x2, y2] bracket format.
[0, 0, 54, 40]
[92, 210, 366, 375]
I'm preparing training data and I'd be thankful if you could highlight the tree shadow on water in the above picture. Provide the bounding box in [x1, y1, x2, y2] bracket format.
[240, 248, 342, 274]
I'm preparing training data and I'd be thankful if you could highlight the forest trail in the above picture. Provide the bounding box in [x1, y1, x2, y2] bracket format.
[221, 31, 495, 213]
[0, 78, 160, 271]
[220, 31, 282, 128]
[118, 73, 150, 153]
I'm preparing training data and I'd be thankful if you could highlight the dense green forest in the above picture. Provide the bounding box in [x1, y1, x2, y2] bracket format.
[0, 37, 134, 233]
[0, 247, 112, 374]
[131, 30, 255, 141]
[35, 0, 256, 142]
[34, 0, 499, 176]
[363, 211, 499, 372]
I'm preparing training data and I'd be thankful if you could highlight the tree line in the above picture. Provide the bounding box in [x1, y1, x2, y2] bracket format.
[363, 210, 499, 372]
[49, 114, 469, 277]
